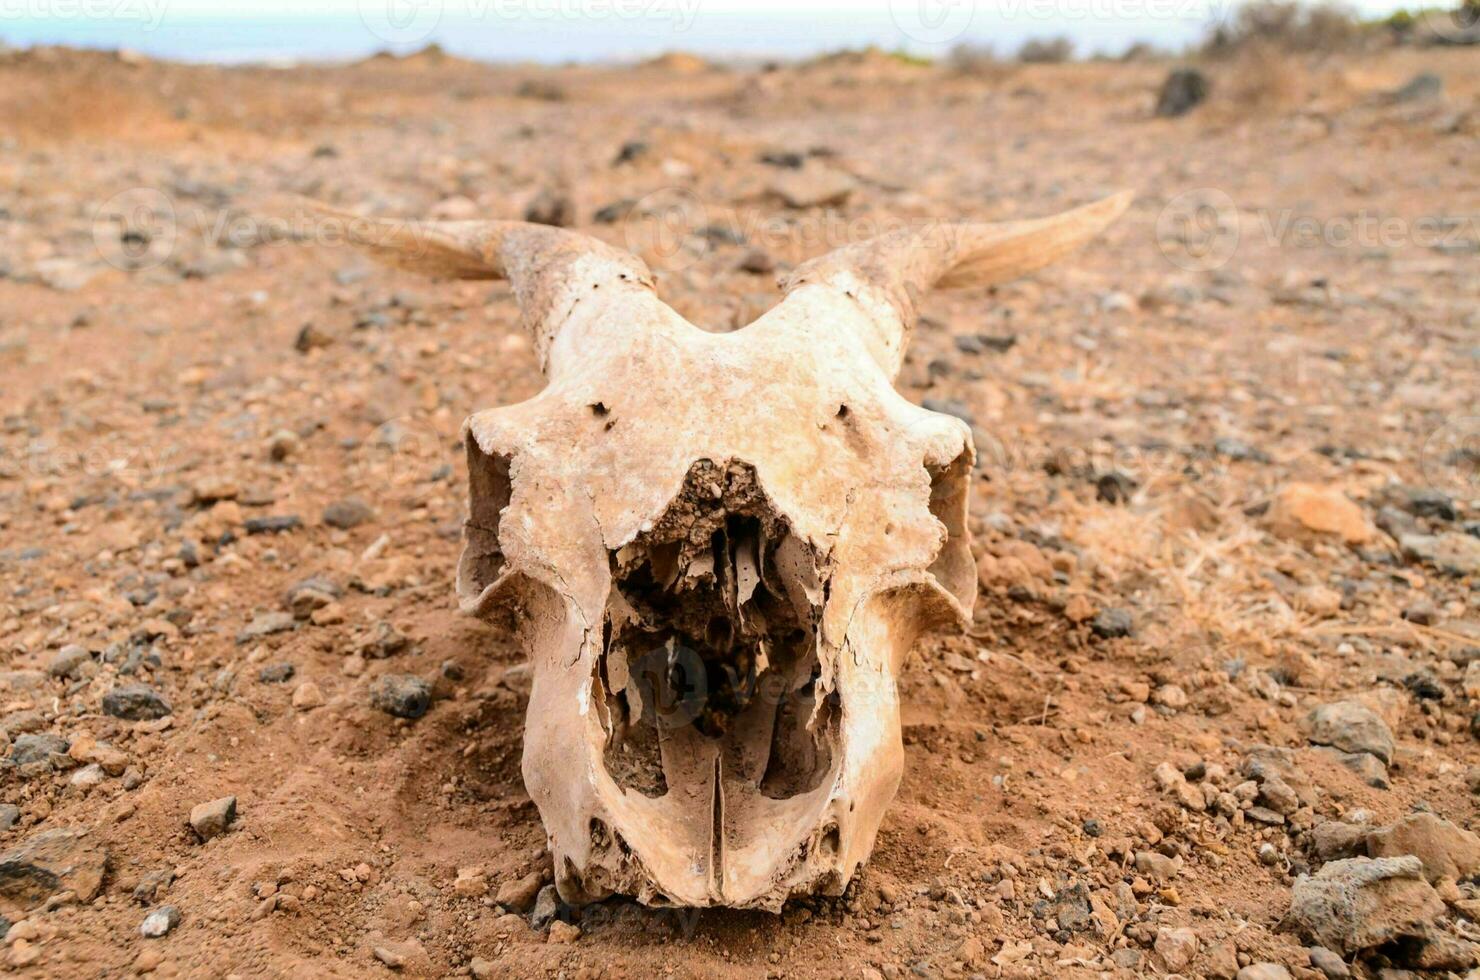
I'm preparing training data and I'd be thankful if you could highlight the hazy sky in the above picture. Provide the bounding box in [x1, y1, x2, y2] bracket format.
[0, 0, 1419, 63]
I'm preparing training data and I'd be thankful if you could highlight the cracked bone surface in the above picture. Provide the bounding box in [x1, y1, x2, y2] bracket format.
[319, 191, 1130, 910]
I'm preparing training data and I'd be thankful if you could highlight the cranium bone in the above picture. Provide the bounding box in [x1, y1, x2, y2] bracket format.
[319, 191, 1129, 910]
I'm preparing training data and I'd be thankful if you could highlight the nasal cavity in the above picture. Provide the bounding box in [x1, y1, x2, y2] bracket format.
[593, 459, 838, 802]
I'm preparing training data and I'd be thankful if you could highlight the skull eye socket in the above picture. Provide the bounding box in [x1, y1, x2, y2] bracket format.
[458, 439, 513, 601]
[924, 444, 975, 610]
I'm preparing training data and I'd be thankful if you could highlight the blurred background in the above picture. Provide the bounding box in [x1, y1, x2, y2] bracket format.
[3, 0, 1478, 63]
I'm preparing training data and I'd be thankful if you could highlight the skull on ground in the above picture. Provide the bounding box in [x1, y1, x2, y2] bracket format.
[312, 191, 1130, 910]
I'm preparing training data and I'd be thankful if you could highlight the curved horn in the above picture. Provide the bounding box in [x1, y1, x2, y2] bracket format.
[299, 201, 657, 371]
[780, 191, 1132, 376]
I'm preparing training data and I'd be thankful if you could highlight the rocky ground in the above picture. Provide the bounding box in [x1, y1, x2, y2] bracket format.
[0, 40, 1477, 979]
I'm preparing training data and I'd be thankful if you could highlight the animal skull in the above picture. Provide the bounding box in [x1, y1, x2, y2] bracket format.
[322, 192, 1129, 910]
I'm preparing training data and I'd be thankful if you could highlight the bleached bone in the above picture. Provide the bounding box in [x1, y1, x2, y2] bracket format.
[314, 191, 1129, 911]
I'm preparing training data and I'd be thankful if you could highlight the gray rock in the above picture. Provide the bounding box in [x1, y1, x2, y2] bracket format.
[1309, 821, 1367, 862]
[189, 796, 237, 841]
[357, 622, 410, 659]
[0, 805, 19, 832]
[0, 829, 108, 907]
[102, 683, 172, 721]
[1307, 946, 1349, 979]
[370, 674, 431, 720]
[1246, 806, 1286, 826]
[237, 611, 296, 644]
[591, 198, 635, 224]
[257, 664, 295, 684]
[1386, 486, 1456, 522]
[140, 904, 181, 938]
[322, 497, 374, 529]
[1305, 701, 1394, 764]
[1155, 67, 1210, 117]
[132, 869, 175, 905]
[9, 733, 67, 767]
[1284, 856, 1444, 955]
[1388, 72, 1442, 103]
[70, 763, 106, 789]
[1040, 882, 1093, 933]
[243, 515, 302, 535]
[47, 644, 92, 679]
[1091, 608, 1135, 639]
[1399, 532, 1480, 576]
[524, 188, 575, 228]
[285, 577, 340, 619]
[530, 883, 559, 930]
[1214, 437, 1270, 463]
[1257, 777, 1300, 815]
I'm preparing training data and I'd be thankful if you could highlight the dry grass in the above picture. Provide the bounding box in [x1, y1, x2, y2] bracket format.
[1017, 37, 1076, 64]
[1205, 0, 1369, 55]
[1222, 41, 1309, 112]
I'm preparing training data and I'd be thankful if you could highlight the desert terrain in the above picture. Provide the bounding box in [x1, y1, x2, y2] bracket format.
[0, 33, 1477, 979]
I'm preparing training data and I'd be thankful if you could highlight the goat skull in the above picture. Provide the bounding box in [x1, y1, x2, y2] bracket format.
[323, 192, 1129, 910]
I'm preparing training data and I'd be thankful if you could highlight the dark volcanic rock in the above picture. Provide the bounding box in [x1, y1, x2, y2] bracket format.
[1156, 68, 1210, 118]
[102, 684, 172, 721]
[1092, 608, 1135, 639]
[370, 674, 432, 720]
[10, 733, 68, 767]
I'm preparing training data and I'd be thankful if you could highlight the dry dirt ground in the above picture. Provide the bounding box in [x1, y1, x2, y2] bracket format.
[0, 42, 1477, 979]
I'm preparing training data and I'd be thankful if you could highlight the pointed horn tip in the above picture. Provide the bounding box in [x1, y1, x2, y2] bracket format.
[1095, 188, 1136, 222]
[1067, 189, 1135, 231]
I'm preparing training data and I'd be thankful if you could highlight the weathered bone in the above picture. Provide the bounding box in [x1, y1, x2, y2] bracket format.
[314, 192, 1129, 910]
